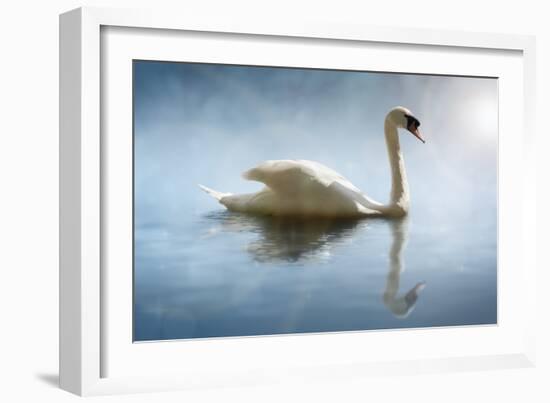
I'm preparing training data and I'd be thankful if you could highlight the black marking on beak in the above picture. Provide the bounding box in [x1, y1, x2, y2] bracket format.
[404, 113, 425, 143]
[405, 114, 421, 130]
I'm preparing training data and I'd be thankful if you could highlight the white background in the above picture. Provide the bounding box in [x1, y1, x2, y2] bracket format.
[0, 0, 548, 402]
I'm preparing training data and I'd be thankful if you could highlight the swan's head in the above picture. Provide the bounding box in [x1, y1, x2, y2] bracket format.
[384, 281, 427, 318]
[386, 106, 425, 143]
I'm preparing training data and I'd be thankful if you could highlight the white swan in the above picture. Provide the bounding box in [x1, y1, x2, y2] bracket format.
[200, 106, 424, 217]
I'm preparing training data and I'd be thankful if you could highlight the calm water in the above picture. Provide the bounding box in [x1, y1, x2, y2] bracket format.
[133, 61, 498, 341]
[133, 207, 497, 341]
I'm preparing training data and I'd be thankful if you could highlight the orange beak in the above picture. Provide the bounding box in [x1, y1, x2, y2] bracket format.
[408, 123, 426, 143]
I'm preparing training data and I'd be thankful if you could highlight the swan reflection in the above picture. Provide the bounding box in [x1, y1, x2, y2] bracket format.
[384, 218, 426, 318]
[203, 211, 362, 262]
[202, 211, 426, 318]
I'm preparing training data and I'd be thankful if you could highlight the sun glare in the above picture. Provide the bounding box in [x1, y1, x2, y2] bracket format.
[470, 96, 498, 140]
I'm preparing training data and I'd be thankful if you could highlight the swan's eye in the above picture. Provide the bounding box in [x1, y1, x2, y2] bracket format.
[405, 114, 420, 128]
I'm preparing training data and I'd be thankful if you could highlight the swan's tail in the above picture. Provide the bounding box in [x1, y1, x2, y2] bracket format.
[198, 184, 231, 201]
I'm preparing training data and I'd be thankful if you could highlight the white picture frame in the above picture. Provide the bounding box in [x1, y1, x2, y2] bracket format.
[59, 6, 537, 396]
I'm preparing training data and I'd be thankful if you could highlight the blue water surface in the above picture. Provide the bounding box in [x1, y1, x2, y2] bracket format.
[133, 61, 497, 341]
[134, 207, 496, 341]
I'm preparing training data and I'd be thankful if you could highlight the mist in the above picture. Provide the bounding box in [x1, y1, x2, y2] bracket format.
[133, 61, 498, 341]
[134, 61, 497, 227]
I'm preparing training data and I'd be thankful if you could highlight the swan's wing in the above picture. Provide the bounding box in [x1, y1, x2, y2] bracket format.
[243, 159, 346, 191]
[242, 160, 383, 213]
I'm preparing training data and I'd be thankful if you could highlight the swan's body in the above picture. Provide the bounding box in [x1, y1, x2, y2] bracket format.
[201, 160, 389, 217]
[200, 107, 424, 218]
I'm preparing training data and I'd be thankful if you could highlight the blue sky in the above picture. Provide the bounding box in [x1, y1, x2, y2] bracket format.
[133, 61, 497, 225]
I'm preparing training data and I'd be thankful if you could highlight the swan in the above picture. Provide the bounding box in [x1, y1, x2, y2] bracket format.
[199, 106, 424, 217]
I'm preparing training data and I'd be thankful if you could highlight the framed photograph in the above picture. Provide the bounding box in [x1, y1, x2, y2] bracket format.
[60, 7, 537, 396]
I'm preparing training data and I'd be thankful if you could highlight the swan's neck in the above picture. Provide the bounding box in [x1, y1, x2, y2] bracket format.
[384, 119, 409, 214]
